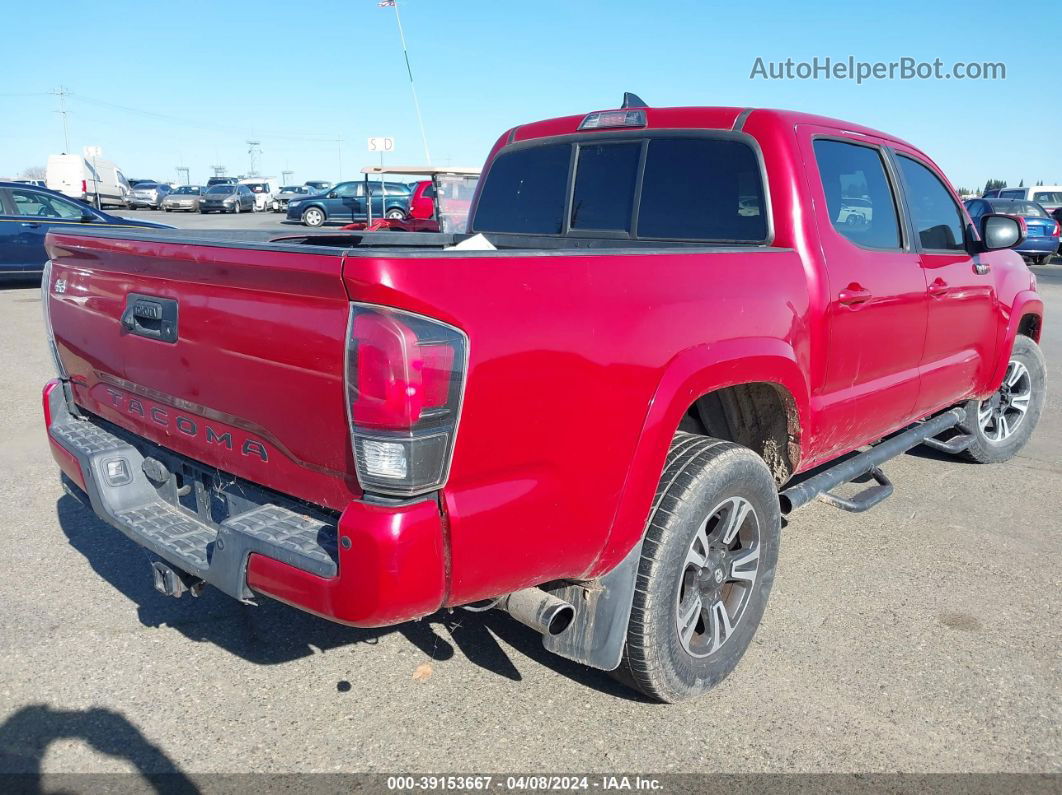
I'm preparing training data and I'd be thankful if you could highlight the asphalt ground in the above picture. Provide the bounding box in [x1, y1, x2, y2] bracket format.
[0, 222, 1059, 784]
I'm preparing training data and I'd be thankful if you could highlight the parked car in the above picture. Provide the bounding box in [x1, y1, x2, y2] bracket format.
[271, 185, 311, 212]
[303, 180, 332, 192]
[964, 198, 1060, 264]
[239, 178, 279, 212]
[39, 102, 1044, 703]
[11, 179, 47, 188]
[161, 186, 204, 212]
[285, 179, 411, 226]
[126, 181, 172, 210]
[199, 183, 255, 213]
[0, 181, 170, 280]
[993, 186, 1062, 216]
[339, 168, 480, 233]
[46, 154, 131, 209]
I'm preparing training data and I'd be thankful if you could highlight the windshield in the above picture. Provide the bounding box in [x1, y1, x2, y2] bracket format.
[280, 186, 306, 194]
[1032, 191, 1062, 204]
[173, 186, 201, 194]
[987, 200, 1047, 217]
[135, 182, 159, 190]
[206, 185, 234, 195]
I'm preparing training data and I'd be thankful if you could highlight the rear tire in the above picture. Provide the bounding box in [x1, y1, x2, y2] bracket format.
[616, 433, 781, 703]
[962, 335, 1046, 464]
[385, 207, 406, 220]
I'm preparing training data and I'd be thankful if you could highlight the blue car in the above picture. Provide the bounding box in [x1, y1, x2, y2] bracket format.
[0, 182, 172, 281]
[964, 198, 1059, 264]
[284, 180, 411, 227]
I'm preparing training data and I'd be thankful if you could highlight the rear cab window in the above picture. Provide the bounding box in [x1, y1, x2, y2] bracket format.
[472, 134, 769, 243]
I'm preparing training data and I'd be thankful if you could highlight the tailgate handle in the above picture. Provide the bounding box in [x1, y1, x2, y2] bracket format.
[121, 295, 179, 343]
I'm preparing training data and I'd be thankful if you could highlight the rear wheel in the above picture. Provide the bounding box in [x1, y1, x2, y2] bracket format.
[962, 335, 1045, 463]
[385, 207, 406, 220]
[617, 433, 780, 702]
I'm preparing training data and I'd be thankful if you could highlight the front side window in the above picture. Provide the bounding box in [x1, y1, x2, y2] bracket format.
[896, 156, 965, 251]
[570, 142, 640, 232]
[474, 143, 571, 234]
[333, 182, 361, 197]
[813, 139, 901, 250]
[11, 189, 83, 219]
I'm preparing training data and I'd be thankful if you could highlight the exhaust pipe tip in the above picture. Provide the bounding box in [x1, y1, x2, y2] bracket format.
[500, 588, 576, 637]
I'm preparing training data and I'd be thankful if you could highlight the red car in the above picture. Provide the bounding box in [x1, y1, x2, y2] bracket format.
[41, 99, 1044, 702]
[341, 168, 479, 233]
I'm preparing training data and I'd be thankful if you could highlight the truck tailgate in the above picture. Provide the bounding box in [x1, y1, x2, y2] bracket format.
[45, 231, 360, 511]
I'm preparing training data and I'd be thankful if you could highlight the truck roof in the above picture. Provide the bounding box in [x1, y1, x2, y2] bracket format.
[507, 106, 920, 152]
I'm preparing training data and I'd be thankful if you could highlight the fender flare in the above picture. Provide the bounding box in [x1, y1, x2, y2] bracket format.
[989, 290, 1043, 392]
[541, 339, 809, 671]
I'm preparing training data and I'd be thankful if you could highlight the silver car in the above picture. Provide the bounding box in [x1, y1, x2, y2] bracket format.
[161, 185, 204, 212]
[127, 182, 173, 209]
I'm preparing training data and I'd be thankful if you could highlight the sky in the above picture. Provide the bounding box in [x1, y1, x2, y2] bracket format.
[2, 0, 1059, 191]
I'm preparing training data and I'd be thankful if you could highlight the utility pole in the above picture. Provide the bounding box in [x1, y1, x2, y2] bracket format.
[176, 166, 190, 185]
[51, 86, 71, 152]
[281, 169, 294, 185]
[211, 164, 227, 178]
[336, 136, 343, 180]
[247, 140, 262, 176]
[387, 1, 432, 164]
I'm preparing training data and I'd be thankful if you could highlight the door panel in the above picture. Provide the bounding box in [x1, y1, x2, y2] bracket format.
[892, 152, 1003, 411]
[799, 128, 928, 456]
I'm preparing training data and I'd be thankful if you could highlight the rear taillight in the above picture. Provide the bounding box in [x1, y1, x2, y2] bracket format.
[80, 179, 87, 195]
[345, 304, 467, 497]
[1051, 221, 1061, 238]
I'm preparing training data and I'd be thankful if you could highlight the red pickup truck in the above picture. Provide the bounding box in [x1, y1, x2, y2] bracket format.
[41, 98, 1045, 702]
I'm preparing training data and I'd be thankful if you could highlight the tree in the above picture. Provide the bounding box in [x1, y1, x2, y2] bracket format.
[1019, 179, 1024, 187]
[19, 166, 46, 180]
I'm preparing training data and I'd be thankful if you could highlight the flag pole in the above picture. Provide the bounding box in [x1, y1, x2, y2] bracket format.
[389, 0, 432, 165]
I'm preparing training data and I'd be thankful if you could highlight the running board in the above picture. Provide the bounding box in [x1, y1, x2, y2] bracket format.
[921, 433, 974, 454]
[779, 408, 966, 515]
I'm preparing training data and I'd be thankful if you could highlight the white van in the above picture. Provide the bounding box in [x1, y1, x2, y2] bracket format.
[238, 177, 279, 212]
[46, 154, 131, 209]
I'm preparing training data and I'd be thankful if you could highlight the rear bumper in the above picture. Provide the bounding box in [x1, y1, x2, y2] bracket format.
[1017, 236, 1059, 255]
[43, 380, 447, 627]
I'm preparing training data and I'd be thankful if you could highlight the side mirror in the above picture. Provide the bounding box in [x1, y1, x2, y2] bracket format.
[979, 213, 1025, 252]
[80, 212, 96, 223]
[327, 191, 337, 199]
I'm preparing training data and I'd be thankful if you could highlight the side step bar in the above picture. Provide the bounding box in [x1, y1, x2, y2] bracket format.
[779, 407, 966, 515]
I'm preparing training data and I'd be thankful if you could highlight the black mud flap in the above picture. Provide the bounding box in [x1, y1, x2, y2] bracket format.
[541, 540, 642, 671]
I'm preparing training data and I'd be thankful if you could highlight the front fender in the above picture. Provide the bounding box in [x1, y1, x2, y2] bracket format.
[586, 338, 809, 577]
[988, 289, 1043, 393]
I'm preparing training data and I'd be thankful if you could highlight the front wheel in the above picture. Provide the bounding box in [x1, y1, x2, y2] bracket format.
[302, 207, 325, 227]
[962, 335, 1046, 463]
[616, 433, 780, 702]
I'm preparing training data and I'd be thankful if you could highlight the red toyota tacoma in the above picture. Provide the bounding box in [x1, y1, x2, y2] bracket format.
[40, 98, 1045, 702]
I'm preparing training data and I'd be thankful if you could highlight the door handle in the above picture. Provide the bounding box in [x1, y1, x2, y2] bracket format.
[838, 287, 872, 306]
[20, 222, 40, 228]
[929, 279, 949, 298]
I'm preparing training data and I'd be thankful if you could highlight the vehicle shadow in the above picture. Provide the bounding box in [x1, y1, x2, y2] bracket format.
[55, 495, 643, 702]
[0, 703, 198, 793]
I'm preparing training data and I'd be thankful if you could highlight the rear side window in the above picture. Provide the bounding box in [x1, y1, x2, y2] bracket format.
[570, 142, 641, 232]
[637, 138, 767, 241]
[813, 139, 901, 250]
[896, 156, 965, 251]
[474, 143, 571, 234]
